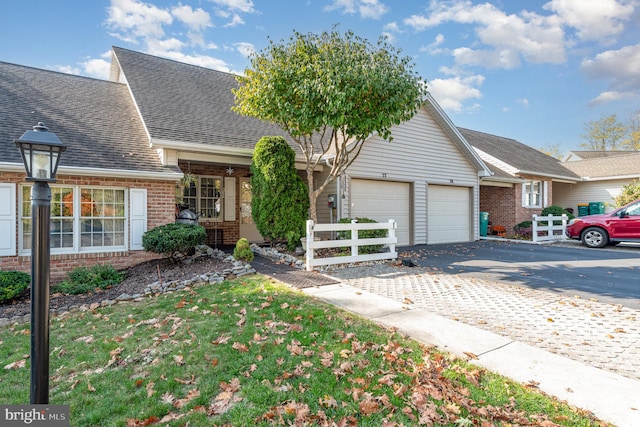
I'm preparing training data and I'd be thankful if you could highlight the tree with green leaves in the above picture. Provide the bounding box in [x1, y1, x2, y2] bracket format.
[621, 110, 640, 150]
[233, 28, 427, 221]
[581, 113, 627, 150]
[614, 179, 640, 207]
[251, 136, 309, 249]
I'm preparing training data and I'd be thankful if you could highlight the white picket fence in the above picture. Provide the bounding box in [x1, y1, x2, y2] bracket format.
[532, 214, 568, 243]
[305, 219, 398, 271]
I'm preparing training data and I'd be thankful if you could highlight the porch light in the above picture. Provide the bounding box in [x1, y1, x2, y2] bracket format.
[15, 122, 66, 182]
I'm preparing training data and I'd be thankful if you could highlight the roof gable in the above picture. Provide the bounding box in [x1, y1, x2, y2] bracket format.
[111, 46, 293, 153]
[458, 127, 578, 181]
[561, 152, 640, 179]
[0, 61, 175, 176]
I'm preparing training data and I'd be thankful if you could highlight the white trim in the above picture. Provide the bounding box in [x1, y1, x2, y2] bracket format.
[0, 162, 182, 181]
[0, 183, 16, 256]
[152, 138, 254, 156]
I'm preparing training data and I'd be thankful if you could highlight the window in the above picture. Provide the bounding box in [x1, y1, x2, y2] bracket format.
[20, 185, 127, 253]
[182, 176, 223, 220]
[522, 180, 542, 208]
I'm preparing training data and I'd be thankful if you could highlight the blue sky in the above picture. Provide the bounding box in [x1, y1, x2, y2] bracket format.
[1, 0, 639, 155]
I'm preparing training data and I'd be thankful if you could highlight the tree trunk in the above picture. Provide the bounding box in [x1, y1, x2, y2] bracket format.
[306, 165, 318, 222]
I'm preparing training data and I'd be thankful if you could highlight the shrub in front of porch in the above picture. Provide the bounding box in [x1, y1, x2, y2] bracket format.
[142, 223, 206, 260]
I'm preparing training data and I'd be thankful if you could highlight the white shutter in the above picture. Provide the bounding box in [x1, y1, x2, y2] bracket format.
[0, 184, 16, 256]
[130, 189, 147, 251]
[224, 177, 236, 221]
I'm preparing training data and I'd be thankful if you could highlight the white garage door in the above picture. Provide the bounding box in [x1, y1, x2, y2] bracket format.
[350, 179, 410, 246]
[428, 185, 470, 244]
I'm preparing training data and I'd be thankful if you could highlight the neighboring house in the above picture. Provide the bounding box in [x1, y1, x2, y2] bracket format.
[555, 152, 640, 213]
[459, 128, 579, 233]
[1, 46, 491, 280]
[564, 150, 637, 162]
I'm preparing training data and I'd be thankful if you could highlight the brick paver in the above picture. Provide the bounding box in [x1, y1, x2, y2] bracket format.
[325, 264, 640, 381]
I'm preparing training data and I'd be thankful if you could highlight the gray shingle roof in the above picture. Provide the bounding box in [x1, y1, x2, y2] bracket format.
[0, 61, 176, 175]
[111, 46, 293, 152]
[566, 150, 637, 160]
[458, 127, 578, 180]
[560, 152, 640, 178]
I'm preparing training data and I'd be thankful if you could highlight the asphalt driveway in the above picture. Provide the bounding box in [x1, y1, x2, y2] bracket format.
[397, 239, 640, 309]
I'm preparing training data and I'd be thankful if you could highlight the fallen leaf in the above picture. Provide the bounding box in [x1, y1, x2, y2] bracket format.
[4, 359, 26, 370]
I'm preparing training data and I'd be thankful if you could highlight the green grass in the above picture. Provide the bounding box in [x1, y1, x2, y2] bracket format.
[0, 275, 608, 426]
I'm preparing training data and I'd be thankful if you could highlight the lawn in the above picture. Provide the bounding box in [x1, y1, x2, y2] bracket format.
[0, 275, 608, 426]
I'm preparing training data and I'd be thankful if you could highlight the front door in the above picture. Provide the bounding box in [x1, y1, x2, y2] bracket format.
[239, 178, 263, 243]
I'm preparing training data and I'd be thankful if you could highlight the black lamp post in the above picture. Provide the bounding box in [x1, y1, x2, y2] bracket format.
[14, 122, 66, 404]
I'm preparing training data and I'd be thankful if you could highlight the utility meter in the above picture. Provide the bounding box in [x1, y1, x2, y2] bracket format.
[327, 194, 337, 209]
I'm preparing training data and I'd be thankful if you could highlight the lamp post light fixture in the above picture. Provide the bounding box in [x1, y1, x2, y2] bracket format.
[14, 122, 66, 404]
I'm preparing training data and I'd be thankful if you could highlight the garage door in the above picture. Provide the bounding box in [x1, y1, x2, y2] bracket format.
[428, 185, 470, 244]
[351, 179, 410, 246]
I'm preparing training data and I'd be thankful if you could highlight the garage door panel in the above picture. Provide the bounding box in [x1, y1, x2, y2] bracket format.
[428, 185, 470, 244]
[351, 179, 410, 246]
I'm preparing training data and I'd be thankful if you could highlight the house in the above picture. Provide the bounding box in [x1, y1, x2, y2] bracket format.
[563, 150, 637, 162]
[555, 152, 640, 213]
[459, 128, 579, 233]
[1, 47, 491, 280]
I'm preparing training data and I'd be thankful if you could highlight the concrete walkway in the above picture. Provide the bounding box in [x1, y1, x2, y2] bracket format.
[301, 279, 640, 427]
[252, 251, 640, 427]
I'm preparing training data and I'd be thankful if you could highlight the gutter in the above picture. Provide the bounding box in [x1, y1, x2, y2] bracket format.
[0, 162, 183, 181]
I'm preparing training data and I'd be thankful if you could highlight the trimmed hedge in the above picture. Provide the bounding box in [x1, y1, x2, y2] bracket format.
[142, 223, 206, 259]
[338, 217, 387, 254]
[233, 238, 254, 262]
[54, 264, 123, 295]
[0, 271, 31, 304]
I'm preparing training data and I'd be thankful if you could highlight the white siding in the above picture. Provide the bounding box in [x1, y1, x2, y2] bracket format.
[554, 179, 632, 214]
[344, 107, 480, 244]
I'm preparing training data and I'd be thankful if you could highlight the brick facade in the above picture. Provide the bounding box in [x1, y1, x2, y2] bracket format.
[0, 172, 176, 282]
[480, 177, 552, 234]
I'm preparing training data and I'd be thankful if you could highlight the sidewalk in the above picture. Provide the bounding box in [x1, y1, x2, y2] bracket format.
[252, 255, 640, 427]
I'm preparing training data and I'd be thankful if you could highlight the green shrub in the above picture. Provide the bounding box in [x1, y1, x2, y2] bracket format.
[142, 223, 206, 259]
[337, 217, 387, 254]
[513, 221, 532, 239]
[540, 205, 574, 226]
[233, 238, 254, 262]
[251, 136, 309, 250]
[0, 270, 31, 303]
[54, 264, 123, 295]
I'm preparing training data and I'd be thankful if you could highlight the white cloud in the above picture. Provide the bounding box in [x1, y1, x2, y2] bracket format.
[543, 0, 635, 42]
[517, 98, 530, 108]
[234, 42, 255, 58]
[210, 0, 255, 13]
[54, 65, 81, 75]
[581, 43, 640, 91]
[81, 59, 112, 80]
[223, 14, 245, 27]
[420, 34, 445, 55]
[171, 5, 212, 32]
[428, 74, 485, 112]
[404, 1, 566, 68]
[325, 0, 389, 19]
[106, 0, 172, 42]
[588, 91, 633, 106]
